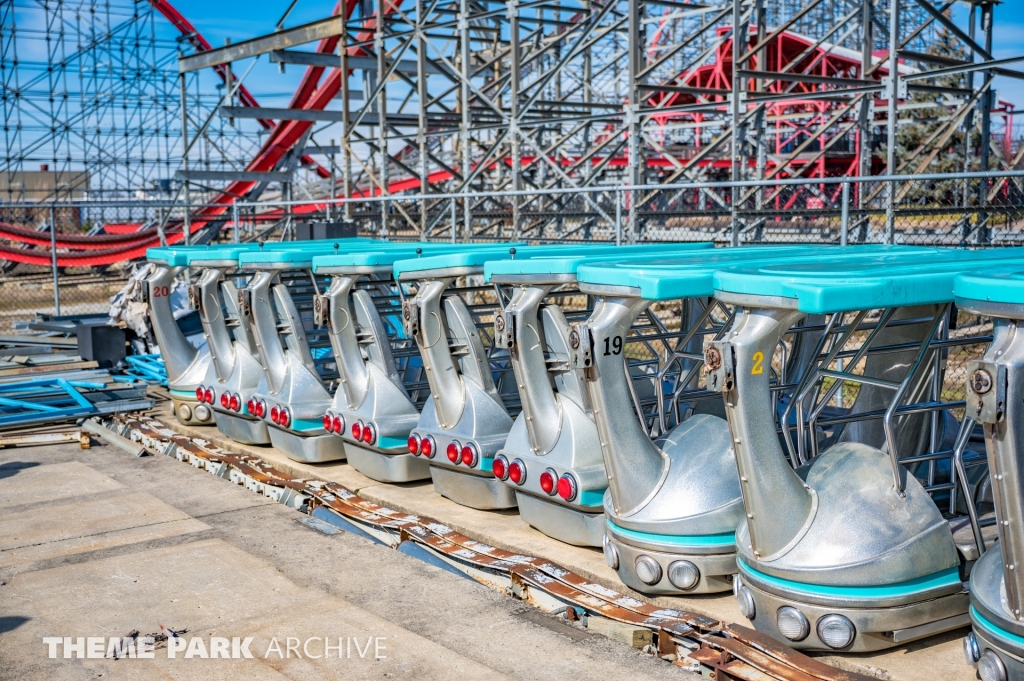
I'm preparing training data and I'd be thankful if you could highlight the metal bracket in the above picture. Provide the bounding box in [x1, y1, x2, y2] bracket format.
[313, 294, 330, 327]
[881, 75, 908, 99]
[494, 310, 515, 350]
[966, 359, 1006, 424]
[187, 284, 202, 312]
[402, 299, 420, 337]
[237, 288, 252, 318]
[568, 322, 593, 369]
[703, 341, 734, 392]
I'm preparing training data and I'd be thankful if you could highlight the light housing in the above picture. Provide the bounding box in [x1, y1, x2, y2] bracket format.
[776, 607, 810, 641]
[492, 454, 509, 480]
[204, 388, 214, 404]
[256, 400, 267, 418]
[460, 443, 478, 467]
[539, 469, 557, 495]
[508, 459, 526, 485]
[446, 441, 461, 463]
[979, 650, 1007, 681]
[964, 632, 981, 665]
[323, 414, 333, 431]
[196, 386, 205, 402]
[602, 534, 619, 570]
[667, 560, 700, 591]
[229, 394, 240, 412]
[361, 422, 376, 444]
[351, 420, 363, 441]
[247, 399, 255, 415]
[332, 415, 343, 434]
[816, 614, 855, 649]
[420, 436, 435, 458]
[736, 586, 756, 620]
[220, 392, 230, 408]
[408, 434, 421, 455]
[556, 474, 578, 502]
[279, 408, 290, 428]
[270, 405, 280, 424]
[634, 555, 662, 585]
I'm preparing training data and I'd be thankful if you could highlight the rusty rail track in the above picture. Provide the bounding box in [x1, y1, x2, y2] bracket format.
[104, 413, 873, 681]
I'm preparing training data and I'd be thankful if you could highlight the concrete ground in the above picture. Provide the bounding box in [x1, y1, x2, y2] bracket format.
[0, 439, 693, 680]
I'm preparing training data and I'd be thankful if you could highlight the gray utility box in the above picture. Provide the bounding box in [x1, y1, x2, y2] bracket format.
[295, 221, 357, 241]
[76, 322, 126, 367]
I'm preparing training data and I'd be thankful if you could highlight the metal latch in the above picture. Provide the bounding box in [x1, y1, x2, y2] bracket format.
[237, 288, 252, 318]
[494, 310, 515, 350]
[966, 359, 1006, 424]
[568, 322, 593, 369]
[187, 284, 201, 312]
[402, 300, 420, 337]
[703, 341, 734, 392]
[313, 294, 330, 327]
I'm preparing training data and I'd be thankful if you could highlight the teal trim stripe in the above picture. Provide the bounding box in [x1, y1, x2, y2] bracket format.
[377, 435, 409, 451]
[971, 606, 1024, 647]
[290, 418, 326, 433]
[579, 489, 606, 507]
[170, 388, 198, 398]
[737, 558, 961, 598]
[607, 520, 736, 547]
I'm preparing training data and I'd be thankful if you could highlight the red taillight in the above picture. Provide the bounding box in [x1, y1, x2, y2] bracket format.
[279, 408, 290, 428]
[540, 469, 557, 495]
[446, 441, 460, 463]
[323, 414, 333, 431]
[204, 388, 214, 404]
[220, 392, 229, 408]
[332, 416, 343, 434]
[361, 423, 376, 444]
[493, 455, 508, 480]
[351, 421, 363, 441]
[255, 400, 266, 417]
[270, 405, 280, 423]
[196, 386, 205, 402]
[509, 459, 526, 485]
[229, 394, 240, 412]
[246, 399, 255, 415]
[557, 474, 578, 502]
[408, 434, 421, 455]
[421, 436, 435, 459]
[460, 444, 478, 467]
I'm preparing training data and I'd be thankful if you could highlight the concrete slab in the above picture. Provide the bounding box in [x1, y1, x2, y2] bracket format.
[0, 491, 208, 567]
[0, 460, 125, 508]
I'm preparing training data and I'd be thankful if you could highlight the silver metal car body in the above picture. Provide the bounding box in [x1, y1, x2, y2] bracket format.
[705, 298, 967, 652]
[320, 268, 428, 482]
[146, 263, 213, 425]
[246, 261, 345, 463]
[960, 297, 1024, 680]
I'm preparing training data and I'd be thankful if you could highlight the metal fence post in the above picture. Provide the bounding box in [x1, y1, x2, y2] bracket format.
[450, 197, 457, 244]
[615, 189, 622, 246]
[49, 204, 60, 316]
[232, 199, 239, 244]
[840, 181, 850, 247]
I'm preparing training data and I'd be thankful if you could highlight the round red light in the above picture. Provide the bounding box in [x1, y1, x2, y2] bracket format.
[540, 469, 556, 495]
[420, 436, 434, 458]
[230, 394, 240, 412]
[247, 399, 255, 415]
[460, 445, 477, 467]
[279, 409, 290, 427]
[509, 460, 526, 485]
[332, 416, 343, 434]
[446, 442, 460, 463]
[557, 474, 578, 502]
[492, 456, 508, 480]
[408, 435, 421, 455]
[220, 392, 229, 408]
[196, 386, 205, 402]
[351, 421, 363, 440]
[255, 400, 265, 417]
[204, 388, 214, 404]
[362, 423, 375, 444]
[323, 414, 333, 431]
[270, 406, 280, 423]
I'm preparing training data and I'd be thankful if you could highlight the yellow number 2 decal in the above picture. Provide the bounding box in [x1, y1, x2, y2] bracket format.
[751, 351, 764, 375]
